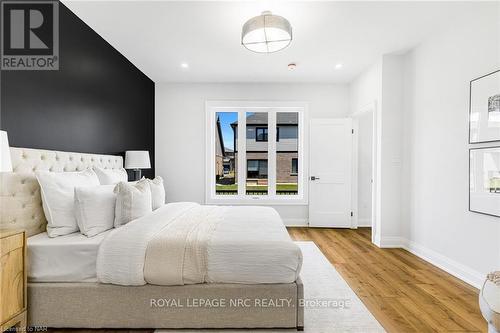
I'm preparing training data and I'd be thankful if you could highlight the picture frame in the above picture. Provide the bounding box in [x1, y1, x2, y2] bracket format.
[469, 70, 500, 144]
[469, 146, 500, 217]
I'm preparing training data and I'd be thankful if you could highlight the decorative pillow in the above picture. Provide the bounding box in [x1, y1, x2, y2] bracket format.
[36, 169, 100, 237]
[75, 185, 116, 237]
[113, 181, 152, 227]
[93, 167, 128, 185]
[146, 176, 165, 210]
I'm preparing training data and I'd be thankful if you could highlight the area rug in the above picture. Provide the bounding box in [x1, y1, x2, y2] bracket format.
[157, 241, 385, 333]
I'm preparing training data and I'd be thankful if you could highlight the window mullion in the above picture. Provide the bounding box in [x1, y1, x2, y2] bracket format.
[268, 110, 277, 197]
[237, 110, 246, 197]
[298, 110, 304, 198]
[209, 107, 216, 201]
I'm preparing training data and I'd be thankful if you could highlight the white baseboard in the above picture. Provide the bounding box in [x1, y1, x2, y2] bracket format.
[402, 239, 483, 289]
[379, 236, 406, 248]
[357, 218, 372, 227]
[378, 236, 483, 289]
[283, 218, 308, 227]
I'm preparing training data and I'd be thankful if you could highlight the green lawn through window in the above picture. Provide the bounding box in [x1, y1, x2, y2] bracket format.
[216, 184, 298, 192]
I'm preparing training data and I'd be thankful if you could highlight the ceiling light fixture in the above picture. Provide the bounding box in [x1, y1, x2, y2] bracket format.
[181, 63, 189, 69]
[242, 11, 292, 54]
[288, 63, 297, 70]
[335, 63, 343, 69]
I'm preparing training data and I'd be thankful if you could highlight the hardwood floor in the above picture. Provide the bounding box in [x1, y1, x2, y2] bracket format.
[288, 227, 486, 333]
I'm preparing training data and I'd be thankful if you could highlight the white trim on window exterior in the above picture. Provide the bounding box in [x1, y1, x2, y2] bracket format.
[205, 101, 309, 205]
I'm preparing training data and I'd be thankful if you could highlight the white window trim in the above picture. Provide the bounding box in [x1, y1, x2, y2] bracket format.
[205, 100, 309, 205]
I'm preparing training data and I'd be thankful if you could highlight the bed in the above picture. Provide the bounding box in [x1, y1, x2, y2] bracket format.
[0, 147, 304, 330]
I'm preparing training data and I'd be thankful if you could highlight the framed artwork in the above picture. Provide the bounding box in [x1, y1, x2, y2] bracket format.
[469, 70, 500, 143]
[469, 146, 500, 217]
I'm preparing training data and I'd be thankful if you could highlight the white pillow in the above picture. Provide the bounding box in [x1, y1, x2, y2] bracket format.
[93, 167, 128, 185]
[36, 169, 100, 237]
[75, 185, 116, 237]
[147, 176, 165, 210]
[113, 181, 152, 227]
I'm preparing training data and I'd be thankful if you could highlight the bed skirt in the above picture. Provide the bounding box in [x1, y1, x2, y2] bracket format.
[28, 279, 304, 330]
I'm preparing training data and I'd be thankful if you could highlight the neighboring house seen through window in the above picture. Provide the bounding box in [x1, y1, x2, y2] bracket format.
[207, 102, 307, 204]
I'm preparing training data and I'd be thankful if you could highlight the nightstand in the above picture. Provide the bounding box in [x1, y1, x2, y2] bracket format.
[0, 230, 27, 332]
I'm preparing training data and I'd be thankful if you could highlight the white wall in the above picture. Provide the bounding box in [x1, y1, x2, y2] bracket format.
[349, 56, 406, 245]
[379, 54, 405, 242]
[349, 61, 382, 240]
[155, 83, 350, 225]
[356, 110, 373, 226]
[350, 2, 499, 286]
[349, 61, 382, 114]
[401, 2, 500, 287]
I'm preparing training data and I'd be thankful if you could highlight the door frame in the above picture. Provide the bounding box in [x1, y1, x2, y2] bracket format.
[351, 101, 380, 245]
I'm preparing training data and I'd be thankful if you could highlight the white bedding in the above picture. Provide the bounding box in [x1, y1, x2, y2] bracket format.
[28, 230, 110, 282]
[206, 205, 303, 284]
[97, 202, 302, 286]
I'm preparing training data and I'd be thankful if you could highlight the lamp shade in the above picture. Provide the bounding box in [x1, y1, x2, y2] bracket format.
[0, 130, 12, 172]
[125, 150, 151, 169]
[242, 11, 292, 53]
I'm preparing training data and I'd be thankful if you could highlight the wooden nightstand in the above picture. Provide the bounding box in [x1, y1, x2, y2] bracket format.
[0, 230, 27, 332]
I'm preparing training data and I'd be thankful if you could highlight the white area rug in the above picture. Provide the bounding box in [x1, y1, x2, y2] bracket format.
[157, 241, 385, 333]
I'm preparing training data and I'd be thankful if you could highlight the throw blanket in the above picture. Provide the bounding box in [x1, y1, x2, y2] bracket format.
[144, 204, 223, 285]
[97, 202, 222, 286]
[97, 202, 302, 286]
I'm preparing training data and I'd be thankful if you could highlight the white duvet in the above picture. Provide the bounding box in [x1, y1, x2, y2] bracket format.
[96, 202, 302, 286]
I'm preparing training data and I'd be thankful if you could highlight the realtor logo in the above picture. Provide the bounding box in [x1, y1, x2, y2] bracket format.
[1, 1, 59, 70]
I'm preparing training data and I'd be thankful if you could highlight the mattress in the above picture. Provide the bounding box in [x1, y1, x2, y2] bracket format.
[27, 230, 110, 282]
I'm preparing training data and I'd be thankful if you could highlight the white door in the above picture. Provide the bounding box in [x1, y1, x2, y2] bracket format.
[309, 118, 353, 227]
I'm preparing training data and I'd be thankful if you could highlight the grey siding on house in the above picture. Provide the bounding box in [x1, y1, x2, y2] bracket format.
[237, 126, 298, 152]
[277, 126, 298, 151]
[245, 127, 267, 151]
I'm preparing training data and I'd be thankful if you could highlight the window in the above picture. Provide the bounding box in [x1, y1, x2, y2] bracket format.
[247, 159, 268, 178]
[255, 127, 280, 142]
[247, 112, 268, 195]
[256, 127, 268, 141]
[277, 112, 299, 195]
[291, 158, 298, 175]
[206, 101, 308, 204]
[214, 112, 238, 195]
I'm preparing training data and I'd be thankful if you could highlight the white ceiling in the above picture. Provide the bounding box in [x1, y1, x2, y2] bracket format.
[63, 1, 477, 83]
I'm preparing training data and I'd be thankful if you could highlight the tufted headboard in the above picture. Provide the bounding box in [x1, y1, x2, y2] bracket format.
[0, 147, 123, 236]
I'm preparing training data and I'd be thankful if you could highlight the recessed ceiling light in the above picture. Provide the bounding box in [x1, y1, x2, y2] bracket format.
[181, 63, 189, 69]
[335, 63, 343, 69]
[288, 63, 297, 70]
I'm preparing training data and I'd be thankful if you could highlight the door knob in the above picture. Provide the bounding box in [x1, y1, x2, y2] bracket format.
[310, 176, 320, 181]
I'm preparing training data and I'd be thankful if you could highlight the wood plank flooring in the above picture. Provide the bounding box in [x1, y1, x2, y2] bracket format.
[288, 227, 486, 333]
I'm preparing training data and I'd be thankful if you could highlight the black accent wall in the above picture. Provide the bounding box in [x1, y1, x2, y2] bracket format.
[0, 2, 155, 179]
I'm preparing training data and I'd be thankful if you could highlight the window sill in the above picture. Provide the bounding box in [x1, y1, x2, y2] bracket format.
[206, 196, 308, 206]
